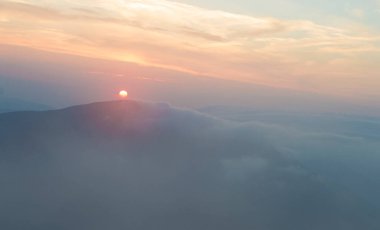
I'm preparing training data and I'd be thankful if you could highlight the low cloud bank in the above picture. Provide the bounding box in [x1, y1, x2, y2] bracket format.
[0, 100, 378, 229]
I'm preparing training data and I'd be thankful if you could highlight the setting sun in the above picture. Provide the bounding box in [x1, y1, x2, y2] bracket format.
[119, 90, 128, 98]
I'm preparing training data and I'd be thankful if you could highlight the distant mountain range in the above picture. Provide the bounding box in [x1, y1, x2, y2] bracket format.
[0, 96, 51, 113]
[199, 105, 380, 140]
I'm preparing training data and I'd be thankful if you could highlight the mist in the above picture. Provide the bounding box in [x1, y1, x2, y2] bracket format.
[0, 100, 378, 229]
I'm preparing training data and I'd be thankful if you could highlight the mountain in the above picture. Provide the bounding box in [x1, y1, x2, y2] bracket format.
[0, 96, 51, 113]
[0, 100, 378, 230]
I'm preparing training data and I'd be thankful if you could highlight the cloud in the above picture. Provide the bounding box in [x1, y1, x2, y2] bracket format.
[0, 100, 379, 229]
[1, 0, 380, 99]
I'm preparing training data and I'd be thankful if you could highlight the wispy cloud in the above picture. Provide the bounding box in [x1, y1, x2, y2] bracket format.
[1, 0, 380, 99]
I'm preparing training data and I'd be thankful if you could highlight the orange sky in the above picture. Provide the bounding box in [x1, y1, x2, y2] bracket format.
[1, 0, 380, 105]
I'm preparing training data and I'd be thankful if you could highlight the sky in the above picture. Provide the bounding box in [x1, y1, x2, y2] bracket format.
[1, 2, 380, 228]
[0, 0, 379, 114]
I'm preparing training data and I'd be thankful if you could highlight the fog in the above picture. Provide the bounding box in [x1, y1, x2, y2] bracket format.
[0, 100, 378, 229]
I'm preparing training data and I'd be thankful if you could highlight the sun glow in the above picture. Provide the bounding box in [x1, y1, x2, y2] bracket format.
[119, 90, 128, 98]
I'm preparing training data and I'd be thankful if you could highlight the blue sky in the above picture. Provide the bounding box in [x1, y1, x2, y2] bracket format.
[175, 0, 380, 26]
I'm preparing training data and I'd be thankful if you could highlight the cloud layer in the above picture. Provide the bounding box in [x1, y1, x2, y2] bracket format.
[0, 100, 379, 229]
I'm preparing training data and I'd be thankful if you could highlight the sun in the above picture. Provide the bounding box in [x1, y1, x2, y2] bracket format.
[118, 90, 128, 98]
